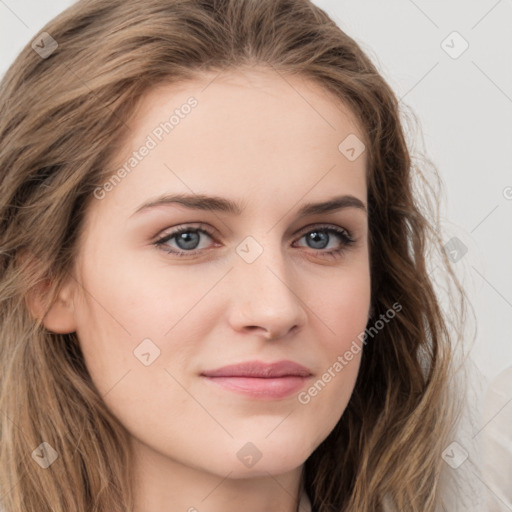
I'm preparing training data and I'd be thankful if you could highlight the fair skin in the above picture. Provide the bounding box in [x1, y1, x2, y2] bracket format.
[40, 66, 371, 512]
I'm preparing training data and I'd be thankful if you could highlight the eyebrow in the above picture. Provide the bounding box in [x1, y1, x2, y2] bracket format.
[130, 193, 367, 218]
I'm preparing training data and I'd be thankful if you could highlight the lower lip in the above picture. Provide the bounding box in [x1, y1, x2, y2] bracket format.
[202, 376, 310, 399]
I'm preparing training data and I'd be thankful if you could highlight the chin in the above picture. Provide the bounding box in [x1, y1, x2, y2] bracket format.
[219, 436, 314, 478]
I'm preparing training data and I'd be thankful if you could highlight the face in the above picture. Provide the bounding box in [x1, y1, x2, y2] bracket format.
[66, 67, 370, 481]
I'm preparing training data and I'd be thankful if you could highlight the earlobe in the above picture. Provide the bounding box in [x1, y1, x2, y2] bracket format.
[26, 277, 78, 334]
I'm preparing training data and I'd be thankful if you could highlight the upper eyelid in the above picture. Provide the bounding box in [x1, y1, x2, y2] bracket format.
[154, 223, 217, 242]
[303, 224, 351, 235]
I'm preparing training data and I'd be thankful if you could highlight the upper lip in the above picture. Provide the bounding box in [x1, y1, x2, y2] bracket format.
[201, 360, 312, 378]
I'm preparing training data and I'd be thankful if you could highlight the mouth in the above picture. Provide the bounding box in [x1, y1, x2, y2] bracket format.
[200, 360, 312, 399]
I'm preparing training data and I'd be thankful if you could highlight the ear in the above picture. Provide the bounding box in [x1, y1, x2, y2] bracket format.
[26, 274, 78, 334]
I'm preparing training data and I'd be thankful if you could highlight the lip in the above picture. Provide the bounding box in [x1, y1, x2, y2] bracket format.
[200, 360, 312, 399]
[201, 360, 312, 378]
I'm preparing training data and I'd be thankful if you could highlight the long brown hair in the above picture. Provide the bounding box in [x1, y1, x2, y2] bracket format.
[0, 1, 470, 510]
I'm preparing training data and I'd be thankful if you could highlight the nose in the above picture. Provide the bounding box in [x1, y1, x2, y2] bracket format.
[227, 243, 307, 340]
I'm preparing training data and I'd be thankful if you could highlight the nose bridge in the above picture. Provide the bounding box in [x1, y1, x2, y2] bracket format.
[228, 232, 306, 336]
[235, 233, 291, 294]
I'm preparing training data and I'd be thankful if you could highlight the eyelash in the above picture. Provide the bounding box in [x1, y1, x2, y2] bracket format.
[153, 222, 356, 260]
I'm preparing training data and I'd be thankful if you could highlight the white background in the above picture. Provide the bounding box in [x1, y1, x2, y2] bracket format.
[1, 0, 511, 384]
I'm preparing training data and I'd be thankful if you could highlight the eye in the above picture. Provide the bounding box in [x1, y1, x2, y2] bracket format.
[154, 223, 216, 255]
[293, 225, 355, 258]
[153, 223, 355, 258]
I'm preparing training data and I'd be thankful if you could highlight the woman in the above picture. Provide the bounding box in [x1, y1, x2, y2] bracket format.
[0, 1, 469, 511]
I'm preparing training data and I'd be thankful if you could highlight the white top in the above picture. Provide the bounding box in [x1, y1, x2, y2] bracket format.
[299, 486, 312, 511]
[482, 366, 512, 511]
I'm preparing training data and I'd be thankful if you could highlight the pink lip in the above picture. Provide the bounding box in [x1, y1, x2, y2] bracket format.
[200, 360, 312, 399]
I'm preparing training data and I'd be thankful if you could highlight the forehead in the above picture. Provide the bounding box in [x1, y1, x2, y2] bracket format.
[92, 66, 367, 221]
[127, 66, 365, 148]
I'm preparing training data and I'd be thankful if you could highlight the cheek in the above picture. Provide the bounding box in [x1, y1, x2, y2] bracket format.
[296, 265, 369, 437]
[74, 247, 203, 340]
[72, 250, 219, 404]
[315, 260, 371, 351]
